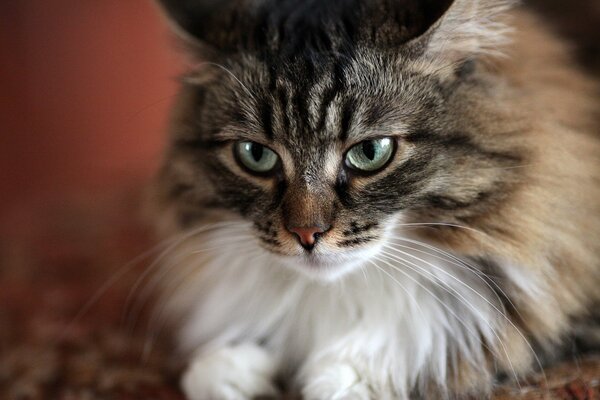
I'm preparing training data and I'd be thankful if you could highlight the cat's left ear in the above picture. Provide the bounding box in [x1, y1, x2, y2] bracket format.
[408, 0, 517, 73]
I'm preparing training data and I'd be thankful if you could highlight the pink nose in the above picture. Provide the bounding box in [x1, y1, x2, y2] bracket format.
[287, 226, 326, 249]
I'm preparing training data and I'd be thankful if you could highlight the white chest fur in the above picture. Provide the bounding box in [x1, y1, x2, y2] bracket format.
[172, 233, 506, 397]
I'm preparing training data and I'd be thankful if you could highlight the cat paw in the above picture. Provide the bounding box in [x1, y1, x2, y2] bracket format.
[181, 343, 278, 400]
[301, 362, 372, 400]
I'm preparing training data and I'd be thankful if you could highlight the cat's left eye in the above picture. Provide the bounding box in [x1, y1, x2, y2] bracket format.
[234, 141, 280, 175]
[345, 137, 395, 173]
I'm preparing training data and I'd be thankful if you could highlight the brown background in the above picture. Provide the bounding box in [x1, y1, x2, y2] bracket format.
[0, 1, 179, 236]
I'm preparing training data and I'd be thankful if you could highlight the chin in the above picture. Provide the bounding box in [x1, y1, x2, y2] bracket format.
[277, 244, 383, 282]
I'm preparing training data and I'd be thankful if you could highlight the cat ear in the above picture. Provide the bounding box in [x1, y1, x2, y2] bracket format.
[406, 0, 516, 73]
[154, 0, 235, 56]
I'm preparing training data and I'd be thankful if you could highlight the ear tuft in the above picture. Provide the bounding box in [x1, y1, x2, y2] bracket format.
[412, 0, 518, 74]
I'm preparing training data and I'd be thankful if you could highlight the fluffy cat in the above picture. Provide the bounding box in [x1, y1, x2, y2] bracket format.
[151, 0, 600, 398]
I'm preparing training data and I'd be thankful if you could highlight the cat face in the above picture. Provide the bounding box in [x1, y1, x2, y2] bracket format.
[157, 0, 523, 280]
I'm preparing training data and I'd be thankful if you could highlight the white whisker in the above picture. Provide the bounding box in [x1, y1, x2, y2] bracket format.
[376, 252, 520, 388]
[384, 236, 548, 388]
[142, 245, 266, 361]
[122, 221, 245, 326]
[367, 260, 425, 318]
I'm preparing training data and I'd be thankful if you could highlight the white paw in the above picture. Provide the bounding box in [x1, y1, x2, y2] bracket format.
[182, 343, 278, 400]
[301, 363, 371, 400]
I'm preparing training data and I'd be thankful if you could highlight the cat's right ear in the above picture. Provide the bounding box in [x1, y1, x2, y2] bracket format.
[154, 0, 231, 57]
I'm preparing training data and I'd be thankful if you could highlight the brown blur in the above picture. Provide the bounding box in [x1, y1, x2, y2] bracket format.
[0, 1, 180, 235]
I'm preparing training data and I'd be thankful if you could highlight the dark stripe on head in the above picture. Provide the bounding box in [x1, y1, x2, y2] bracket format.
[316, 59, 348, 133]
[260, 99, 275, 139]
[276, 86, 291, 134]
[292, 85, 310, 131]
[291, 55, 322, 131]
[339, 97, 357, 141]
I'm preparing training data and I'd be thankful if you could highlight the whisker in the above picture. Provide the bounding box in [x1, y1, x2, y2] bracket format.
[386, 237, 543, 346]
[142, 245, 265, 361]
[386, 235, 522, 318]
[394, 222, 491, 239]
[126, 234, 255, 335]
[58, 223, 238, 341]
[121, 221, 244, 326]
[384, 237, 548, 389]
[374, 252, 521, 388]
[382, 245, 508, 319]
[367, 260, 425, 318]
[384, 238, 508, 311]
[58, 243, 166, 342]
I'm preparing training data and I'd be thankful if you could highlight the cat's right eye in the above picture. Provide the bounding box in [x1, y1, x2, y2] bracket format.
[234, 141, 280, 175]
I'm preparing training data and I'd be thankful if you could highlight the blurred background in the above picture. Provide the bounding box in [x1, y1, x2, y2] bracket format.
[1, 3, 187, 397]
[1, 1, 180, 239]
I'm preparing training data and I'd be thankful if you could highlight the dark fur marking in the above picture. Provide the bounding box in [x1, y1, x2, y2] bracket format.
[276, 86, 291, 133]
[338, 236, 377, 247]
[292, 84, 311, 131]
[358, 157, 433, 213]
[343, 221, 379, 236]
[406, 130, 523, 164]
[259, 235, 281, 247]
[270, 179, 289, 210]
[425, 192, 492, 211]
[335, 168, 354, 207]
[339, 97, 356, 141]
[255, 220, 276, 235]
[316, 59, 348, 133]
[259, 99, 275, 139]
[168, 183, 194, 200]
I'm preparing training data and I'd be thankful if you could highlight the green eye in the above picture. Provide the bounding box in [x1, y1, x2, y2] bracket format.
[235, 141, 279, 174]
[345, 138, 395, 172]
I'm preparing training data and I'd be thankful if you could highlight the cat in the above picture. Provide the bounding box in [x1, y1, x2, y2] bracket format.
[151, 0, 600, 398]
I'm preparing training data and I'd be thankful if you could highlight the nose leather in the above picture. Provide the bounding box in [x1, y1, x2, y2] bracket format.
[288, 226, 326, 248]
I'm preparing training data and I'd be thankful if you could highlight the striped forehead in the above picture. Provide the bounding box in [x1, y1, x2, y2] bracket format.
[246, 54, 408, 147]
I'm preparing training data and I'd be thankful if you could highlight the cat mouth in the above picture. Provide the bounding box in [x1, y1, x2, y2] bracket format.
[276, 245, 382, 280]
[298, 252, 343, 268]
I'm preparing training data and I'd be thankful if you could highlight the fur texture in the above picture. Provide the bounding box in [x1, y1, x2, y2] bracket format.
[152, 0, 600, 398]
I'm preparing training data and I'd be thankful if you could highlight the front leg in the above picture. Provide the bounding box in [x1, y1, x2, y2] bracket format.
[182, 343, 279, 400]
[297, 345, 500, 400]
[299, 354, 377, 400]
[301, 362, 373, 400]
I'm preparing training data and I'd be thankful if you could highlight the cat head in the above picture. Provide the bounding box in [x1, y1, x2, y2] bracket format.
[155, 0, 524, 280]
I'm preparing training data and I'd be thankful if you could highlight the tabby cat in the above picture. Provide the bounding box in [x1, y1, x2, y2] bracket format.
[152, 0, 600, 398]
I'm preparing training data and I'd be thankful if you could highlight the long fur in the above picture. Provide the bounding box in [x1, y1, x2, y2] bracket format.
[151, 0, 600, 398]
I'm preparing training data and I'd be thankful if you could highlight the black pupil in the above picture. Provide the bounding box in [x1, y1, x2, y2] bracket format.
[362, 141, 376, 160]
[250, 143, 264, 162]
